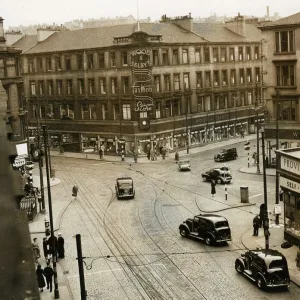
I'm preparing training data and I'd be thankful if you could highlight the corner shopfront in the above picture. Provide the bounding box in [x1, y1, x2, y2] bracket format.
[278, 148, 300, 246]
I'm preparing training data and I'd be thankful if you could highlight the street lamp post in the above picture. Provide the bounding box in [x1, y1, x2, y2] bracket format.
[42, 125, 59, 299]
[35, 97, 46, 213]
[256, 108, 260, 174]
[275, 89, 280, 225]
[261, 126, 269, 250]
[184, 84, 189, 154]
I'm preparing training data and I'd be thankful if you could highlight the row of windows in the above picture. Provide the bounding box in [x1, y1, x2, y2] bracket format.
[29, 68, 261, 96]
[27, 45, 261, 73]
[31, 91, 256, 121]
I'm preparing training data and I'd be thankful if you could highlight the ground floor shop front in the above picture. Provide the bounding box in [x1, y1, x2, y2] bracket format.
[278, 148, 300, 247]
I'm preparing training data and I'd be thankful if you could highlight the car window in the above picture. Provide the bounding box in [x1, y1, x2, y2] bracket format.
[119, 182, 132, 188]
[215, 221, 228, 228]
[269, 260, 285, 269]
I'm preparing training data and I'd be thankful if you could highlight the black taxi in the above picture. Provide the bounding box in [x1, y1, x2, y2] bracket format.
[235, 249, 290, 289]
[115, 177, 135, 200]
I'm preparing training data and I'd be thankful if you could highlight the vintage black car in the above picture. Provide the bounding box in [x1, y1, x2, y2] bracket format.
[202, 168, 232, 184]
[235, 249, 290, 289]
[178, 160, 191, 171]
[115, 177, 135, 200]
[179, 214, 231, 245]
[214, 148, 238, 162]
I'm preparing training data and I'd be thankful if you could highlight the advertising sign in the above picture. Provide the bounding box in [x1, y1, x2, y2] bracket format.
[131, 49, 153, 112]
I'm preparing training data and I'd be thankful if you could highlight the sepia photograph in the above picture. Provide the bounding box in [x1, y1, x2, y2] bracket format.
[1, 0, 300, 299]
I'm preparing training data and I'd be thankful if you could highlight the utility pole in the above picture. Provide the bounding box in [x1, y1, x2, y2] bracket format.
[42, 125, 59, 299]
[185, 84, 189, 154]
[275, 89, 280, 225]
[255, 83, 260, 174]
[76, 234, 87, 300]
[35, 97, 45, 213]
[24, 96, 30, 160]
[261, 127, 269, 250]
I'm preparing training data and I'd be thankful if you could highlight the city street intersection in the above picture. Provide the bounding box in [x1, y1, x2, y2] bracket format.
[30, 137, 300, 300]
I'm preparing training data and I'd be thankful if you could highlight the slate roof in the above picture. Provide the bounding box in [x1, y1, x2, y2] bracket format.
[25, 23, 207, 54]
[193, 22, 261, 42]
[23, 21, 262, 55]
[12, 35, 38, 53]
[259, 12, 300, 29]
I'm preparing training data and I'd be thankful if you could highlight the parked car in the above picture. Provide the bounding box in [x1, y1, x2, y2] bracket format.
[202, 168, 232, 184]
[178, 160, 191, 171]
[235, 249, 290, 289]
[214, 148, 238, 162]
[179, 214, 231, 245]
[25, 160, 35, 170]
[115, 177, 135, 200]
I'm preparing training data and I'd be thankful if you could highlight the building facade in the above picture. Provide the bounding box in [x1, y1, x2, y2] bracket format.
[0, 17, 24, 142]
[17, 14, 264, 156]
[277, 148, 300, 246]
[260, 13, 300, 162]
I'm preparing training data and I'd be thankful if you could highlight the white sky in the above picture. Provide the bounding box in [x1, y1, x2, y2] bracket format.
[2, 0, 300, 28]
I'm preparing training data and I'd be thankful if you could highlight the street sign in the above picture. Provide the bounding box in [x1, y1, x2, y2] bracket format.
[13, 156, 26, 168]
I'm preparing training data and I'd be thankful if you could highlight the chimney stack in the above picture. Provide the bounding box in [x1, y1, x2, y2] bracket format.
[0, 17, 7, 47]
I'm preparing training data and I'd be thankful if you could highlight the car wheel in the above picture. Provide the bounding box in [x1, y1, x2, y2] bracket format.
[235, 261, 244, 274]
[216, 178, 222, 184]
[205, 236, 213, 245]
[234, 155, 237, 160]
[203, 177, 207, 182]
[257, 276, 265, 289]
[179, 227, 189, 237]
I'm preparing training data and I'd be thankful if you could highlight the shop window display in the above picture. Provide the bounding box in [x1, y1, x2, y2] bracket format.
[284, 191, 300, 237]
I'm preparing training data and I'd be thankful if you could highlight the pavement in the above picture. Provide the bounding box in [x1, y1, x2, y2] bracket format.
[28, 134, 300, 299]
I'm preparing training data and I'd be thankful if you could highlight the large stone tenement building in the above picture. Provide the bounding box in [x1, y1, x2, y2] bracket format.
[13, 14, 264, 155]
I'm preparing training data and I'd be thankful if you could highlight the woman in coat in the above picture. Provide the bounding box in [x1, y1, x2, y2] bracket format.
[211, 180, 216, 197]
[36, 264, 46, 292]
[57, 233, 65, 259]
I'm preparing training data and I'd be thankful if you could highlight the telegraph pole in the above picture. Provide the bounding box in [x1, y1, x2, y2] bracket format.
[275, 89, 280, 225]
[42, 125, 59, 299]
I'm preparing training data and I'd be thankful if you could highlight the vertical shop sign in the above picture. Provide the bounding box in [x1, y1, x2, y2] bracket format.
[131, 49, 153, 112]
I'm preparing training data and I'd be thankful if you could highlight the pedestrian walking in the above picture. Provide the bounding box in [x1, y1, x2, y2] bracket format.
[48, 234, 58, 260]
[253, 215, 260, 236]
[57, 233, 65, 259]
[99, 148, 103, 160]
[32, 238, 41, 263]
[36, 264, 46, 292]
[43, 262, 54, 292]
[42, 237, 49, 261]
[211, 180, 216, 197]
[240, 129, 245, 138]
[296, 246, 300, 269]
[72, 185, 78, 199]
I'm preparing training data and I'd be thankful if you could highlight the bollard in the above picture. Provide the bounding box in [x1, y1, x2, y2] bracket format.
[225, 184, 228, 200]
[240, 186, 249, 203]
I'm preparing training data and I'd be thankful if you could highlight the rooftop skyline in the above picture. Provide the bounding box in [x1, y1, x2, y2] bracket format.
[2, 0, 299, 28]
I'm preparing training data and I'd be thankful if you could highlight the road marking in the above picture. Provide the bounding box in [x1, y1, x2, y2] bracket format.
[249, 193, 263, 199]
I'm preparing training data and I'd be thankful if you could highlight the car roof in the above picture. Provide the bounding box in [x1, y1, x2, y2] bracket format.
[250, 249, 285, 261]
[179, 160, 190, 163]
[195, 214, 228, 222]
[117, 177, 133, 182]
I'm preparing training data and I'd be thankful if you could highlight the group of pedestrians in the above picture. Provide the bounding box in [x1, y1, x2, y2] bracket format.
[32, 233, 65, 293]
